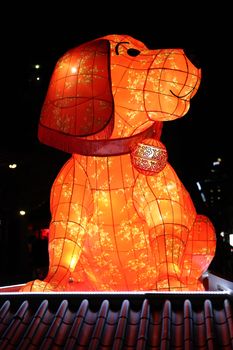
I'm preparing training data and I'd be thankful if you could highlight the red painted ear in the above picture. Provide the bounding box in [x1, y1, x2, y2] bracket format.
[38, 39, 113, 153]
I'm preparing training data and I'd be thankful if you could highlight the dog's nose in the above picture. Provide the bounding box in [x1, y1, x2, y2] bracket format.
[184, 48, 201, 68]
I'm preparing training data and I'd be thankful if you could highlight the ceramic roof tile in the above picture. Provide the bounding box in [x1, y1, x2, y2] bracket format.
[101, 309, 120, 348]
[88, 300, 110, 348]
[112, 299, 129, 349]
[125, 309, 140, 348]
[29, 308, 54, 348]
[17, 299, 49, 349]
[224, 299, 233, 348]
[137, 299, 150, 348]
[183, 299, 193, 348]
[101, 322, 116, 348]
[204, 299, 216, 348]
[0, 300, 32, 348]
[64, 299, 89, 349]
[0, 300, 11, 336]
[0, 292, 232, 349]
[39, 299, 71, 348]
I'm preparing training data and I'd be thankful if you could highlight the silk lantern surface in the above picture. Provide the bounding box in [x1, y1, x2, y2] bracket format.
[21, 34, 216, 292]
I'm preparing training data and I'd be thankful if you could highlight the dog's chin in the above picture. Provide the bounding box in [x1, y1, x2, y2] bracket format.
[147, 103, 190, 122]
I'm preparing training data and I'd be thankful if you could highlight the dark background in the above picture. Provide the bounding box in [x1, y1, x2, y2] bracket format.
[0, 5, 232, 285]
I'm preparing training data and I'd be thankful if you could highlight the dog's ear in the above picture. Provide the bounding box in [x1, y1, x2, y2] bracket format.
[38, 39, 113, 153]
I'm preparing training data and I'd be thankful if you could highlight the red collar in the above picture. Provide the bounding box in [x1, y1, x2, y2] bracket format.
[38, 122, 162, 156]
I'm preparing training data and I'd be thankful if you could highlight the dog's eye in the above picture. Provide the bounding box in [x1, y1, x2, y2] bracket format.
[115, 42, 141, 56]
[127, 48, 141, 57]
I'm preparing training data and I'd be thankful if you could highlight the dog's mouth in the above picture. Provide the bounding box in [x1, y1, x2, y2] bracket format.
[170, 74, 200, 99]
[170, 86, 195, 99]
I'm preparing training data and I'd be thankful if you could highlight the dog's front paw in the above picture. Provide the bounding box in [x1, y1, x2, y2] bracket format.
[19, 279, 66, 292]
[19, 280, 46, 292]
[156, 277, 189, 291]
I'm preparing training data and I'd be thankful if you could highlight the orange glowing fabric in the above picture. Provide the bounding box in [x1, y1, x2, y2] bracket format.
[21, 34, 216, 292]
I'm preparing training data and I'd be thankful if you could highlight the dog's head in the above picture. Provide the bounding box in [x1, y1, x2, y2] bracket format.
[38, 34, 201, 155]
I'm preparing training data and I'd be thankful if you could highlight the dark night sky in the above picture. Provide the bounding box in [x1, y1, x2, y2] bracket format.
[0, 6, 232, 283]
[3, 8, 231, 158]
[2, 8, 233, 208]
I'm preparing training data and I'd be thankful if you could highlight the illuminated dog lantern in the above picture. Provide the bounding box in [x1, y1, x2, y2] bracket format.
[21, 34, 216, 292]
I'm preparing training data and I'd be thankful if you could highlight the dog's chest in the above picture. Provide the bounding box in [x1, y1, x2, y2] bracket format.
[77, 155, 157, 289]
[83, 154, 136, 190]
[80, 154, 151, 246]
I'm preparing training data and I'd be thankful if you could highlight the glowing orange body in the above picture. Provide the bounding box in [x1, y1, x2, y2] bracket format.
[20, 35, 216, 292]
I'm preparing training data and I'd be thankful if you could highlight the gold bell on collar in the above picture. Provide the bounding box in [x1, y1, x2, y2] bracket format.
[131, 138, 168, 175]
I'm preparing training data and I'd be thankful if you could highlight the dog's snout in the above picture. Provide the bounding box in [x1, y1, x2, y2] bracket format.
[184, 48, 201, 68]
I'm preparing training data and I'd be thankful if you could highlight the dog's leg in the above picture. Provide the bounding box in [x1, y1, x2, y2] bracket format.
[133, 164, 197, 291]
[180, 214, 216, 290]
[20, 156, 93, 292]
[148, 223, 190, 290]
